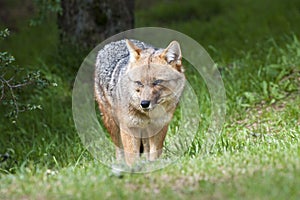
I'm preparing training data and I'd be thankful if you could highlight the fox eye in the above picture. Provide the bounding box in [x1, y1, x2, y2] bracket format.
[153, 79, 164, 86]
[135, 81, 143, 87]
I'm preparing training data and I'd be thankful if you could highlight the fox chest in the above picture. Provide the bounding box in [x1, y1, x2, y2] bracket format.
[120, 115, 169, 138]
[121, 111, 171, 133]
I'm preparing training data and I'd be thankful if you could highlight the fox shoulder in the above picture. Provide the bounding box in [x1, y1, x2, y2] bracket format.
[95, 40, 152, 94]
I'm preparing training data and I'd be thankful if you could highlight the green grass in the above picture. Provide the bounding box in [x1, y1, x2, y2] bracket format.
[1, 0, 300, 199]
[136, 0, 300, 62]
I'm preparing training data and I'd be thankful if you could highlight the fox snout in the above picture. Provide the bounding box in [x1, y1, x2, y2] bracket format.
[140, 100, 151, 109]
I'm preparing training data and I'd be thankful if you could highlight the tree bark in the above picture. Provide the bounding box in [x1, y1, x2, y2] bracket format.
[58, 0, 134, 49]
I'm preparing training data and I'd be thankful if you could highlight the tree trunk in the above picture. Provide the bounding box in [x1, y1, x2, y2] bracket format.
[58, 0, 134, 49]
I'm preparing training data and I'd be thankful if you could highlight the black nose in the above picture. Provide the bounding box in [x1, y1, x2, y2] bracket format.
[140, 100, 150, 109]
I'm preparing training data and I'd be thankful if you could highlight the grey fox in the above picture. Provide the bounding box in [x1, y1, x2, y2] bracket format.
[94, 39, 185, 166]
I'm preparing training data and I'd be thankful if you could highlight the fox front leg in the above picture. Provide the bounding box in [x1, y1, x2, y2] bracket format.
[148, 125, 168, 161]
[120, 129, 141, 166]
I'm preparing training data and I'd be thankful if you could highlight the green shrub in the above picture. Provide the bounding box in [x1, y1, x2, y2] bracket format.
[0, 29, 49, 120]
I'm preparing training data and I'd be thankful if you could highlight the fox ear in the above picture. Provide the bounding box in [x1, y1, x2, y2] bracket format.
[160, 41, 182, 71]
[126, 39, 141, 62]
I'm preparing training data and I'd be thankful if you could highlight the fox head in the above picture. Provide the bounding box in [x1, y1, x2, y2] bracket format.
[123, 39, 185, 114]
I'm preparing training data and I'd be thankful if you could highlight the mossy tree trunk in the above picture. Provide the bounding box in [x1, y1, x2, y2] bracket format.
[58, 0, 134, 49]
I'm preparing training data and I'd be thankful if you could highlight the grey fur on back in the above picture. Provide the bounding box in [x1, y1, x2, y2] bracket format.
[95, 39, 153, 103]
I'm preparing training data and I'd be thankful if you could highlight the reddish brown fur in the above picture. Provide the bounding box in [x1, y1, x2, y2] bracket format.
[95, 40, 185, 166]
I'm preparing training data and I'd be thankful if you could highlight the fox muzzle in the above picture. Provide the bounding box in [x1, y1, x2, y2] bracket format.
[140, 100, 151, 109]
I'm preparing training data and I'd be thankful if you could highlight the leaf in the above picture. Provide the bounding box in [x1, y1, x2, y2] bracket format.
[261, 81, 268, 98]
[243, 92, 258, 103]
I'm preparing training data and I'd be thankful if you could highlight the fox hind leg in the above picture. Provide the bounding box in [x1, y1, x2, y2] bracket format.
[141, 138, 150, 160]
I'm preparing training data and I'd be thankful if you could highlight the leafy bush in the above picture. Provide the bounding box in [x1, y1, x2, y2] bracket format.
[0, 29, 48, 120]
